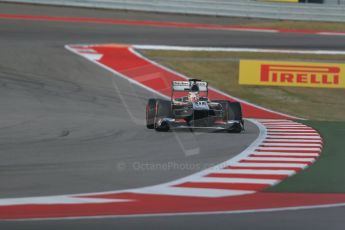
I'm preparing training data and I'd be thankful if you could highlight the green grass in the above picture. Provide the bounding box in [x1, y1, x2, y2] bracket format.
[142, 50, 345, 121]
[266, 120, 345, 193]
[241, 20, 345, 32]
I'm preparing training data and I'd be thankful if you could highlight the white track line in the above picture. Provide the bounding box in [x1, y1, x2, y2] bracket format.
[0, 197, 131, 206]
[267, 129, 314, 131]
[252, 152, 319, 157]
[263, 139, 322, 143]
[133, 45, 345, 55]
[232, 162, 308, 168]
[246, 157, 315, 162]
[257, 147, 320, 151]
[267, 132, 318, 135]
[104, 186, 255, 198]
[187, 177, 278, 185]
[260, 143, 322, 147]
[216, 169, 295, 175]
[266, 136, 321, 139]
[265, 126, 310, 128]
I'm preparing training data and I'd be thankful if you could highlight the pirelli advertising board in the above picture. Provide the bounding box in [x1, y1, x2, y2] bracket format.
[239, 60, 345, 89]
[259, 0, 323, 3]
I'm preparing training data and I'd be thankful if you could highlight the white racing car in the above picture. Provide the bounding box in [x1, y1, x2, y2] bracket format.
[146, 79, 244, 132]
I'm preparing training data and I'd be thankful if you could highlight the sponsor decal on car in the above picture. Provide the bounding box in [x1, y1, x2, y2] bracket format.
[239, 60, 345, 88]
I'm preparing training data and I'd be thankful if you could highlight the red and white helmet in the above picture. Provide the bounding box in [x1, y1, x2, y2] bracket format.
[188, 92, 199, 103]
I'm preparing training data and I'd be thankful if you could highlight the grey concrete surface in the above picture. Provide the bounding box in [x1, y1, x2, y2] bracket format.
[0, 3, 344, 229]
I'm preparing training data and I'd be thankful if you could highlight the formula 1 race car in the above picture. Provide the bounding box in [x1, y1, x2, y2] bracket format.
[146, 79, 244, 132]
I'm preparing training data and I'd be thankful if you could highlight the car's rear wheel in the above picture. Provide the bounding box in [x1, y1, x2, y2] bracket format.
[154, 99, 172, 132]
[146, 99, 156, 129]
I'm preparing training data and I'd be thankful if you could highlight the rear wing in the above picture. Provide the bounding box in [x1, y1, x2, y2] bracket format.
[172, 80, 208, 92]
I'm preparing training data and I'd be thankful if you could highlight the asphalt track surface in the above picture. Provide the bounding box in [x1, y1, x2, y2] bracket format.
[1, 2, 345, 230]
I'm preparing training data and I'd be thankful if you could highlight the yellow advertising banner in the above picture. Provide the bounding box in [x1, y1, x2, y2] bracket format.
[258, 0, 298, 2]
[239, 60, 345, 89]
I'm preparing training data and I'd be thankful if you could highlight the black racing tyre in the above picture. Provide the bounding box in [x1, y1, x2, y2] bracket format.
[155, 99, 172, 131]
[213, 100, 244, 133]
[228, 102, 243, 121]
[228, 102, 244, 133]
[146, 99, 157, 129]
[155, 99, 172, 117]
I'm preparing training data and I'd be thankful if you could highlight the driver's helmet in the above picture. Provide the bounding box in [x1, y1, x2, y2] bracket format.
[188, 91, 200, 103]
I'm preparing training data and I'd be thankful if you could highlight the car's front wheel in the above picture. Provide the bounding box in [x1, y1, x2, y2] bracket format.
[227, 102, 244, 133]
